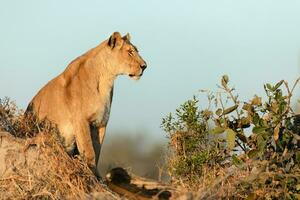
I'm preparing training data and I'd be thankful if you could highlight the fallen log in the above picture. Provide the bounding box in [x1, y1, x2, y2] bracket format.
[105, 167, 179, 200]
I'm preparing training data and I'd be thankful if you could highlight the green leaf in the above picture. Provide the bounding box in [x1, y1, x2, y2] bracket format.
[232, 154, 243, 167]
[252, 126, 267, 134]
[221, 75, 229, 87]
[242, 103, 251, 111]
[215, 108, 223, 116]
[248, 149, 260, 159]
[252, 114, 260, 125]
[210, 127, 225, 134]
[266, 83, 273, 91]
[273, 80, 284, 90]
[226, 128, 236, 150]
[223, 105, 238, 115]
[257, 135, 266, 153]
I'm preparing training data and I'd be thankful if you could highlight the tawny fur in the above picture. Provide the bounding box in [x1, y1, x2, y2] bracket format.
[25, 32, 147, 176]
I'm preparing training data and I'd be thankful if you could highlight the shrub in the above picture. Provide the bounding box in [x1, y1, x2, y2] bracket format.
[162, 76, 300, 198]
[161, 96, 226, 185]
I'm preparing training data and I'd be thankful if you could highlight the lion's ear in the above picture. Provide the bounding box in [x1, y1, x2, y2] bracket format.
[122, 33, 131, 42]
[108, 32, 123, 49]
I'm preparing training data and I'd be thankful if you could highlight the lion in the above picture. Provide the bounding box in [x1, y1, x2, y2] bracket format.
[25, 32, 147, 176]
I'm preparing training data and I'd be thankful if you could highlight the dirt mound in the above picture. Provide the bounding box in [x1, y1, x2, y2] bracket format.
[0, 131, 117, 200]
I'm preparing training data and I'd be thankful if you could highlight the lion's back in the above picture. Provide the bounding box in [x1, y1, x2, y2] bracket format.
[26, 75, 70, 121]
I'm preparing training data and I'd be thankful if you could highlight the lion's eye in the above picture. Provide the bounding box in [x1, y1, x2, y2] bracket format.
[128, 49, 134, 56]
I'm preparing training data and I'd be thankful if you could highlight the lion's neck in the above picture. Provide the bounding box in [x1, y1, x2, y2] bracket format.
[65, 42, 114, 75]
[62, 42, 116, 96]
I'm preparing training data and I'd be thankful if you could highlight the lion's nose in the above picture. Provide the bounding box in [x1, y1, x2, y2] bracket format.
[140, 64, 147, 71]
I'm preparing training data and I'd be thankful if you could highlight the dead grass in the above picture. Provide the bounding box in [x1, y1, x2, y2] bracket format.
[172, 159, 300, 199]
[0, 132, 115, 199]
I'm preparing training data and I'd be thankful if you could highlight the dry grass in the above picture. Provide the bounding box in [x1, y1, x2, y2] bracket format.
[0, 132, 118, 200]
[171, 158, 300, 199]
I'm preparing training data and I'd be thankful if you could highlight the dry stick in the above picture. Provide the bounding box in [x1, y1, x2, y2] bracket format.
[227, 88, 240, 119]
[197, 167, 238, 199]
[32, 190, 56, 200]
[197, 160, 265, 200]
[219, 82, 240, 119]
[280, 77, 300, 121]
[218, 92, 227, 127]
[290, 76, 300, 94]
[236, 138, 247, 153]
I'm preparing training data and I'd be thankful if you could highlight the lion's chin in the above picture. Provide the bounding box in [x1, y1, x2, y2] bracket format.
[129, 73, 142, 80]
[129, 75, 141, 80]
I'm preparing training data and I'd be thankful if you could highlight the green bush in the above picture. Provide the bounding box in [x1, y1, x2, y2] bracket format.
[162, 75, 300, 198]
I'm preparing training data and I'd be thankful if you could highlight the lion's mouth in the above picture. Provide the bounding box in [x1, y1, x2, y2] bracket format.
[129, 73, 143, 80]
[129, 72, 143, 78]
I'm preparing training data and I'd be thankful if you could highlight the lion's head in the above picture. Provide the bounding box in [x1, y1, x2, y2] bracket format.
[106, 32, 147, 80]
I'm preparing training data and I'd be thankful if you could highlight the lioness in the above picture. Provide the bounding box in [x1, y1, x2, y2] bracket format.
[25, 32, 147, 176]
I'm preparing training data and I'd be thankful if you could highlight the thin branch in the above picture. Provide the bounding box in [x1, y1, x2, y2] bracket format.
[235, 139, 247, 153]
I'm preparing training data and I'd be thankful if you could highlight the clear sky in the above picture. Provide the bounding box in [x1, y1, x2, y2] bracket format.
[1, 1, 300, 143]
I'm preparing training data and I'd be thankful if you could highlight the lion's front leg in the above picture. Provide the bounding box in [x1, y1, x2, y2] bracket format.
[95, 126, 106, 166]
[89, 125, 106, 178]
[75, 121, 97, 174]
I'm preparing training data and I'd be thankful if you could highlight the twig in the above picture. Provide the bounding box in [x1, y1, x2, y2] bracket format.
[236, 139, 247, 153]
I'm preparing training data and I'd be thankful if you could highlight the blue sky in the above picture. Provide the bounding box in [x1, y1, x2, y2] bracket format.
[1, 1, 300, 143]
